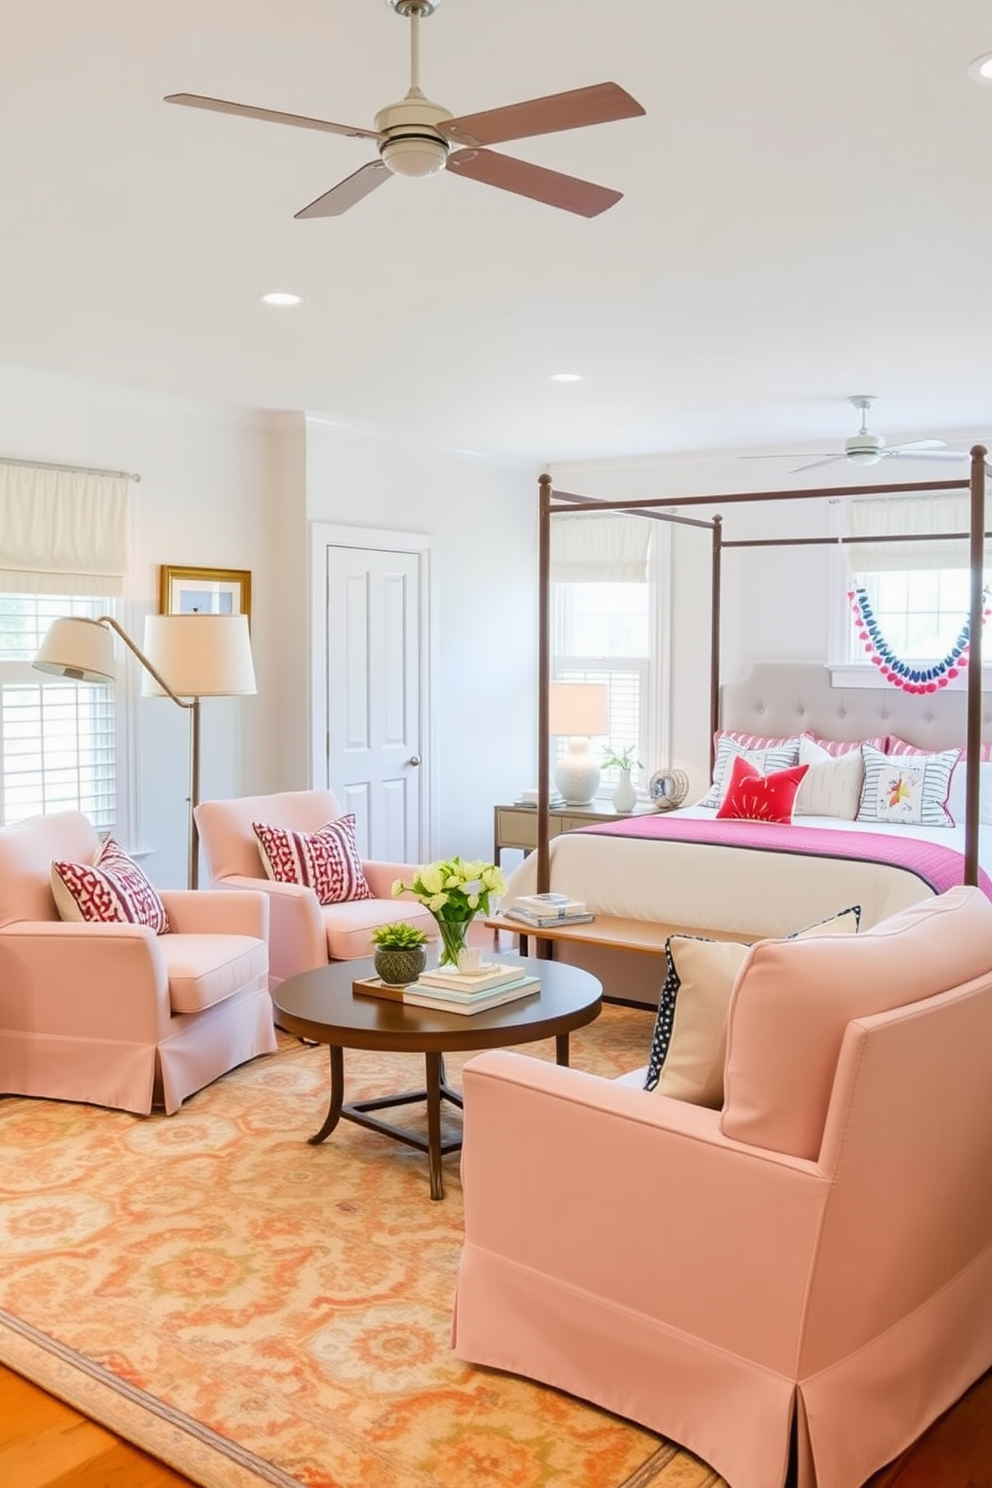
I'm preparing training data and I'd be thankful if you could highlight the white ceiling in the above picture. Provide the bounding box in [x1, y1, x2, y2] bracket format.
[4, 0, 992, 467]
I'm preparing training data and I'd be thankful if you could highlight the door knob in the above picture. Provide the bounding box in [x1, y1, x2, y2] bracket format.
[408, 755, 421, 766]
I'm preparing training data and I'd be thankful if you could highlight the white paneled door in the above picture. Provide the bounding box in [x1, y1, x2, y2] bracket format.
[314, 528, 430, 863]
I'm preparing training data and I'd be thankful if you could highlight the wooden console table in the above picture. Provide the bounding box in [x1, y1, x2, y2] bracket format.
[493, 800, 656, 866]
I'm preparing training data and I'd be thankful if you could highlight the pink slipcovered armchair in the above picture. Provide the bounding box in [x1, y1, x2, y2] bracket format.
[194, 789, 435, 990]
[452, 887, 992, 1488]
[0, 811, 276, 1116]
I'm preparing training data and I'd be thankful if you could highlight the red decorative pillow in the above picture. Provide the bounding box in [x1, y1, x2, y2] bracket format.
[253, 815, 372, 905]
[716, 755, 809, 825]
[51, 837, 171, 934]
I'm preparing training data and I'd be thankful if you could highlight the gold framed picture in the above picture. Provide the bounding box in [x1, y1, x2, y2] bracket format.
[159, 566, 252, 628]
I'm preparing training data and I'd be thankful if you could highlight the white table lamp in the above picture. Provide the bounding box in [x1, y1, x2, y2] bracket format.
[549, 682, 610, 805]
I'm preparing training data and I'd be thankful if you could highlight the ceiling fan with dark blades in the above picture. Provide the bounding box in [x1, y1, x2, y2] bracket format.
[739, 396, 970, 473]
[165, 0, 645, 219]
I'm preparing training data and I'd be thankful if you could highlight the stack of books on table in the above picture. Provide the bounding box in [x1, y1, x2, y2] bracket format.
[514, 788, 565, 808]
[403, 962, 540, 1015]
[502, 892, 595, 928]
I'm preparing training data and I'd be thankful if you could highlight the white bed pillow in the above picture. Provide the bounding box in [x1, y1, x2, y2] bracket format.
[697, 734, 800, 810]
[857, 743, 959, 828]
[643, 906, 861, 1108]
[794, 735, 864, 819]
[947, 758, 992, 826]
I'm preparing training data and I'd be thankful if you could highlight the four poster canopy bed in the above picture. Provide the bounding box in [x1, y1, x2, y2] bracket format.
[461, 452, 992, 1488]
[504, 452, 992, 1006]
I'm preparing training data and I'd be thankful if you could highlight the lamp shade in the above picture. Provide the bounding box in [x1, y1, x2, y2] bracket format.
[33, 616, 117, 683]
[141, 614, 257, 698]
[548, 682, 609, 738]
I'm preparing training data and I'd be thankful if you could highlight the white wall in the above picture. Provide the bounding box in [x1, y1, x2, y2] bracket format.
[302, 418, 538, 861]
[0, 366, 274, 886]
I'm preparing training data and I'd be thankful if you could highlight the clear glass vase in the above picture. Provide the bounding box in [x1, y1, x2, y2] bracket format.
[432, 913, 475, 968]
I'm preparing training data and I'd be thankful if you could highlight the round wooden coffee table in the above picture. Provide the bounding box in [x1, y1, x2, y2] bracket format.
[272, 953, 602, 1199]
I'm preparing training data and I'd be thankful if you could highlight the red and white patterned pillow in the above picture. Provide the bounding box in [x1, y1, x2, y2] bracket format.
[51, 837, 171, 934]
[252, 815, 372, 905]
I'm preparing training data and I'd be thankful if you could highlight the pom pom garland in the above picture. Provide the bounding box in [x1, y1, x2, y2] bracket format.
[848, 587, 990, 694]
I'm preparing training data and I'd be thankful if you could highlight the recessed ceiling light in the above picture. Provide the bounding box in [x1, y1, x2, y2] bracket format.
[550, 372, 583, 383]
[967, 52, 992, 83]
[259, 291, 303, 306]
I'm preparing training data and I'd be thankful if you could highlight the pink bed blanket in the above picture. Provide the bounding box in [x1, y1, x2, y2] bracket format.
[576, 814, 992, 901]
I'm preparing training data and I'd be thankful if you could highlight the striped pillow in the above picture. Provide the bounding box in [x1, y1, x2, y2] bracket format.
[886, 735, 992, 761]
[857, 743, 960, 828]
[51, 837, 170, 934]
[698, 734, 800, 809]
[253, 815, 372, 905]
[802, 731, 890, 757]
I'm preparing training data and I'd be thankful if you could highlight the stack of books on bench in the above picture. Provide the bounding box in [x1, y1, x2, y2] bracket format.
[403, 962, 540, 1015]
[502, 892, 595, 928]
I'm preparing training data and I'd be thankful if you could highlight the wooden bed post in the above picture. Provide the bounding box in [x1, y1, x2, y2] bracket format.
[710, 515, 723, 775]
[964, 446, 987, 888]
[537, 474, 552, 894]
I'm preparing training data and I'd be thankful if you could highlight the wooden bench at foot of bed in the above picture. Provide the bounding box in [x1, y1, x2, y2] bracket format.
[484, 913, 748, 1006]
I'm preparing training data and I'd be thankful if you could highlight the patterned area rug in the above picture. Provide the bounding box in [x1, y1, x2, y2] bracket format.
[0, 1005, 726, 1488]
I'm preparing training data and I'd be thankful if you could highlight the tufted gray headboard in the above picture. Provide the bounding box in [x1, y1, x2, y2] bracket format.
[721, 661, 992, 753]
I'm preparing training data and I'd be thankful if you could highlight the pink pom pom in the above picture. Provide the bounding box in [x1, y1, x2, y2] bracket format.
[925, 683, 937, 692]
[948, 668, 959, 678]
[938, 677, 949, 688]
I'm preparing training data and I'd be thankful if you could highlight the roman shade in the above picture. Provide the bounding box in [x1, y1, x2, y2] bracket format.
[551, 513, 651, 582]
[0, 464, 129, 596]
[847, 493, 992, 573]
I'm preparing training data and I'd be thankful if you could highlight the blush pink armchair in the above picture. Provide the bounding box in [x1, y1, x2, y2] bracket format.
[194, 789, 436, 991]
[452, 887, 992, 1488]
[0, 811, 276, 1116]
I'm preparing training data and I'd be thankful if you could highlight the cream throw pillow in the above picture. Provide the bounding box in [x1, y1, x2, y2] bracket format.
[643, 905, 861, 1108]
[794, 734, 865, 819]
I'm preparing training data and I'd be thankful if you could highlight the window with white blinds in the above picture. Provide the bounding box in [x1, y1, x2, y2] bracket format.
[551, 580, 651, 796]
[0, 594, 116, 829]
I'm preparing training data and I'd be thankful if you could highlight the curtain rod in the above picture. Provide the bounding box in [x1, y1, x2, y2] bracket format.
[0, 455, 141, 483]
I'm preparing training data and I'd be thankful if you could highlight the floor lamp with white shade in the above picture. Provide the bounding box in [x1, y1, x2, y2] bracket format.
[141, 615, 257, 888]
[34, 613, 256, 889]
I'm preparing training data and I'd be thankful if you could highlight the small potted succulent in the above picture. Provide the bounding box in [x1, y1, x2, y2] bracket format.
[370, 921, 429, 987]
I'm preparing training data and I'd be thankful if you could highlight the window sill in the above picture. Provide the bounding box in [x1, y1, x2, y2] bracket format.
[829, 664, 992, 691]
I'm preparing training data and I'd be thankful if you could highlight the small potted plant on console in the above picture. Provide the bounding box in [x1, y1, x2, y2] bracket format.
[370, 921, 429, 987]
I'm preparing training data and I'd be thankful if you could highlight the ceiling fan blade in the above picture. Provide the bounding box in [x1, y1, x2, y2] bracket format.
[440, 81, 644, 149]
[295, 161, 390, 218]
[165, 93, 381, 142]
[791, 455, 846, 473]
[448, 147, 621, 217]
[891, 439, 946, 452]
[882, 448, 968, 462]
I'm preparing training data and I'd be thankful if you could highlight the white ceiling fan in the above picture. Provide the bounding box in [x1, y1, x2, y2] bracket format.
[741, 396, 970, 473]
[165, 0, 645, 219]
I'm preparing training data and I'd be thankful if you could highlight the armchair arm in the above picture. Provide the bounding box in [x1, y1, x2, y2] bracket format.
[207, 874, 326, 981]
[160, 889, 269, 940]
[0, 922, 172, 1040]
[361, 859, 420, 899]
[459, 1051, 828, 1363]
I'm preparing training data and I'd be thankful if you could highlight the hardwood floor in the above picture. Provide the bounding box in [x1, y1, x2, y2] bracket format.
[1, 1362, 990, 1487]
[0, 1366, 192, 1488]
